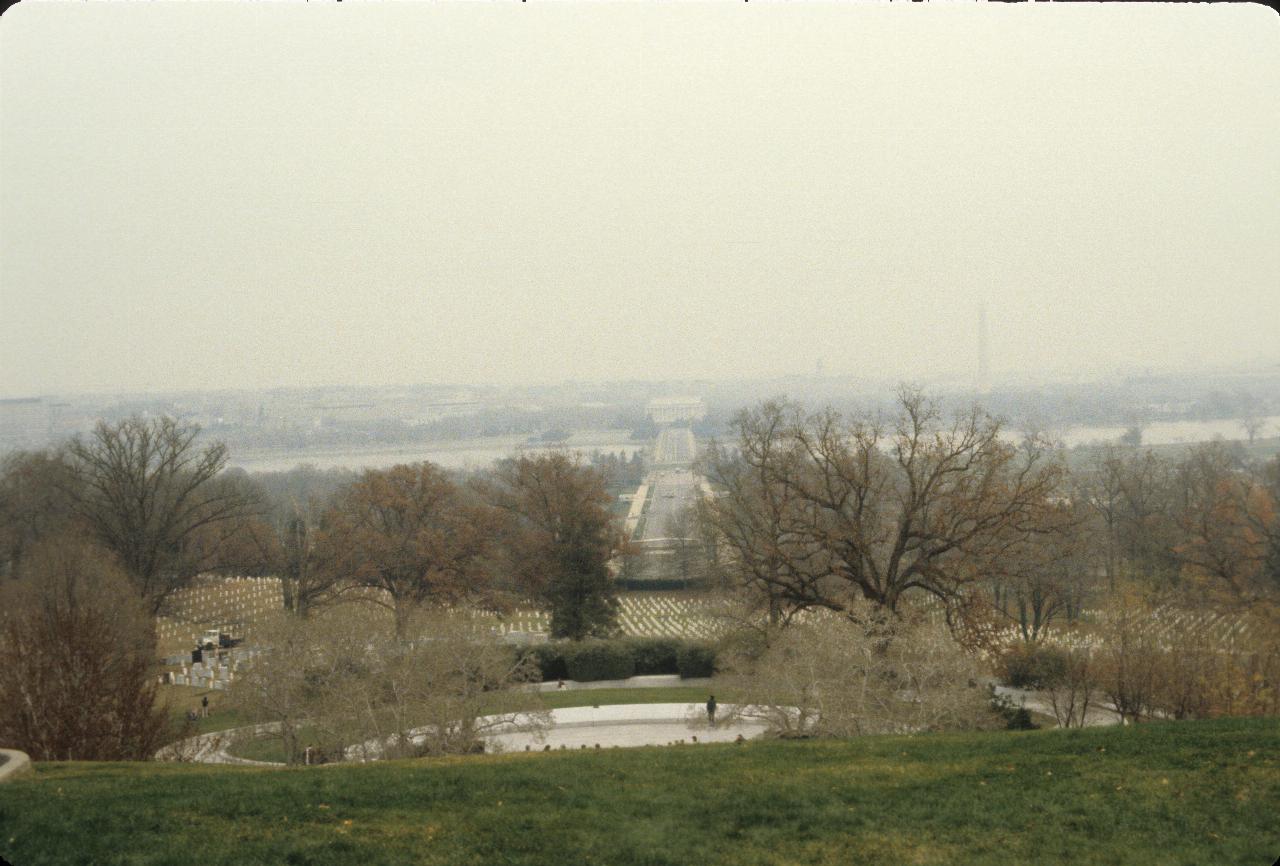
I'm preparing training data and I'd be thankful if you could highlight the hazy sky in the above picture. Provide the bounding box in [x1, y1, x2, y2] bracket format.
[2, 3, 1277, 398]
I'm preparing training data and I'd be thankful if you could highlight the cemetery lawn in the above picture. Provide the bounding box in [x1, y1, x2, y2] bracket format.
[158, 685, 248, 737]
[2, 718, 1277, 866]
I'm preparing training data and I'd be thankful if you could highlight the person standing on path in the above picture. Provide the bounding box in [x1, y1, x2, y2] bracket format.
[201, 695, 209, 718]
[706, 695, 717, 728]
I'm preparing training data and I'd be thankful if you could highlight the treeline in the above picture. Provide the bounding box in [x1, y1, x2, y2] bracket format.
[0, 417, 626, 637]
[0, 416, 631, 760]
[693, 389, 1280, 729]
[697, 389, 1280, 631]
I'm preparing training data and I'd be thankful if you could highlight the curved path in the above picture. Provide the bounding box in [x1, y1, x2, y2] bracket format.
[160, 703, 763, 765]
[991, 685, 1122, 727]
[158, 683, 1120, 765]
[489, 703, 765, 752]
[155, 722, 281, 766]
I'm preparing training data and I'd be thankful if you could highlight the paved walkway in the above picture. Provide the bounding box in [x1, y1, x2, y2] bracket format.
[155, 722, 280, 766]
[160, 703, 763, 765]
[992, 685, 1123, 727]
[159, 686, 1121, 765]
[486, 703, 766, 752]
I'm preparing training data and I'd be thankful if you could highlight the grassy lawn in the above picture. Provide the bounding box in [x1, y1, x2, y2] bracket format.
[158, 685, 249, 738]
[227, 687, 720, 762]
[1, 718, 1276, 865]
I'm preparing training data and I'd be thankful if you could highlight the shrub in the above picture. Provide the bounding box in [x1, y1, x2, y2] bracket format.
[718, 603, 990, 738]
[676, 643, 717, 678]
[626, 637, 682, 675]
[998, 643, 1069, 690]
[989, 690, 1039, 730]
[0, 538, 172, 761]
[565, 641, 636, 682]
[519, 644, 569, 681]
[520, 638, 718, 682]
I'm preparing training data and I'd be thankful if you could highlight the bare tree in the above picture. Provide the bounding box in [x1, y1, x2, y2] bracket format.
[1241, 414, 1268, 446]
[1074, 445, 1127, 588]
[718, 600, 991, 738]
[0, 450, 75, 579]
[701, 390, 1066, 623]
[1093, 589, 1164, 724]
[987, 499, 1095, 642]
[230, 606, 547, 764]
[664, 505, 709, 586]
[1171, 442, 1274, 611]
[226, 610, 324, 764]
[0, 536, 172, 760]
[697, 406, 820, 626]
[1077, 446, 1182, 587]
[61, 416, 260, 613]
[237, 491, 337, 618]
[370, 608, 548, 758]
[1044, 649, 1099, 729]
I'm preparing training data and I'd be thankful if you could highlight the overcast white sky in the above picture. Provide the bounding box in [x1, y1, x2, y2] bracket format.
[1, 2, 1277, 398]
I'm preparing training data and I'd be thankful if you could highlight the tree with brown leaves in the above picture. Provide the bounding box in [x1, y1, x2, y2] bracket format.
[484, 454, 623, 640]
[318, 462, 496, 635]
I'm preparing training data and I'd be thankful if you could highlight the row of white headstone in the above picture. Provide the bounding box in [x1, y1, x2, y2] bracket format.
[161, 647, 260, 689]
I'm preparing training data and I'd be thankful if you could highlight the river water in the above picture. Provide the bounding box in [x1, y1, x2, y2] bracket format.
[228, 430, 645, 474]
[228, 415, 1280, 475]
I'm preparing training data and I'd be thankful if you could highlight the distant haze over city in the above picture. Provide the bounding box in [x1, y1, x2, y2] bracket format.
[2, 4, 1278, 399]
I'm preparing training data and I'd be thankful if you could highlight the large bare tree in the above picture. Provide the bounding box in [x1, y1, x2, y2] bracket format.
[61, 416, 260, 613]
[236, 492, 337, 618]
[986, 498, 1095, 642]
[700, 390, 1066, 622]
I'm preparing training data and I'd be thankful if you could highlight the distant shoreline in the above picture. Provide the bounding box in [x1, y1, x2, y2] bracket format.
[228, 429, 646, 473]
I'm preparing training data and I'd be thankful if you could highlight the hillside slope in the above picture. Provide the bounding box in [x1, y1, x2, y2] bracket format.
[0, 718, 1276, 866]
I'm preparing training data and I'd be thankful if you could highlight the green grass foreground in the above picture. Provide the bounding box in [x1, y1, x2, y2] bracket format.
[1, 718, 1277, 866]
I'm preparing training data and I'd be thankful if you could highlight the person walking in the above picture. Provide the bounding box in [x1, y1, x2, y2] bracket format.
[706, 695, 717, 729]
[201, 695, 209, 719]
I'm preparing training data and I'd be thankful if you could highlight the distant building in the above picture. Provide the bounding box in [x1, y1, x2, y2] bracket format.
[646, 396, 706, 425]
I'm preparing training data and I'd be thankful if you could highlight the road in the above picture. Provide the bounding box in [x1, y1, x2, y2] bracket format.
[637, 467, 700, 542]
[632, 427, 700, 546]
[653, 427, 696, 465]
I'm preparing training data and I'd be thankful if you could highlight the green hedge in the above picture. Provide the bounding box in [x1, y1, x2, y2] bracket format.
[625, 637, 682, 675]
[676, 643, 717, 678]
[519, 638, 717, 682]
[565, 641, 636, 682]
[522, 644, 568, 681]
